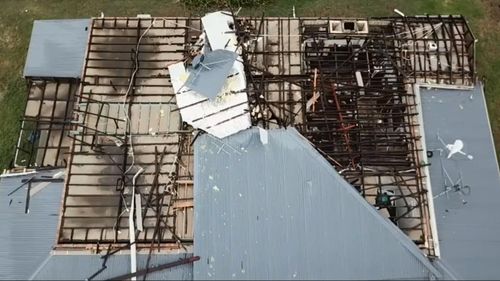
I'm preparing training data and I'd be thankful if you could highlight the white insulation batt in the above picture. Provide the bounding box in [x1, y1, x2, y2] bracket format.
[168, 11, 251, 139]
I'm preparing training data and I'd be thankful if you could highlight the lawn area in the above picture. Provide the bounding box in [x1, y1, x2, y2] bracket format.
[0, 0, 498, 169]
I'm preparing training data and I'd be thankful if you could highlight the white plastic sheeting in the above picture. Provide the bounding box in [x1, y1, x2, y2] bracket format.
[168, 11, 250, 139]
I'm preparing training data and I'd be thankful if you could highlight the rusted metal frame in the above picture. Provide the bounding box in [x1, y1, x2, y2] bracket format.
[91, 33, 183, 38]
[90, 49, 184, 54]
[113, 18, 143, 244]
[26, 80, 47, 167]
[81, 92, 175, 98]
[402, 84, 433, 254]
[60, 214, 170, 220]
[331, 83, 355, 167]
[107, 256, 200, 281]
[21, 79, 35, 136]
[361, 179, 423, 192]
[86, 65, 171, 70]
[450, 16, 466, 84]
[54, 80, 77, 167]
[447, 17, 462, 84]
[286, 18, 297, 124]
[377, 29, 407, 82]
[165, 135, 189, 248]
[73, 141, 181, 148]
[74, 123, 121, 140]
[277, 18, 285, 122]
[141, 146, 168, 236]
[426, 15, 441, 83]
[87, 57, 180, 63]
[235, 20, 285, 128]
[348, 38, 363, 169]
[90, 102, 106, 150]
[307, 32, 336, 158]
[144, 171, 171, 279]
[74, 108, 123, 123]
[418, 22, 430, 83]
[460, 15, 476, 78]
[56, 19, 95, 245]
[438, 15, 453, 83]
[392, 172, 420, 226]
[249, 14, 265, 66]
[84, 73, 172, 80]
[403, 19, 420, 83]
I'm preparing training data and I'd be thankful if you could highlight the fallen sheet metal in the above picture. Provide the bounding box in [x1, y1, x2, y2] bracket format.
[185, 50, 239, 100]
[168, 11, 250, 139]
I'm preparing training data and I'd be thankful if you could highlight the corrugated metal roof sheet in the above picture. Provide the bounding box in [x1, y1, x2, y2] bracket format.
[31, 253, 194, 280]
[420, 83, 500, 279]
[186, 50, 239, 100]
[193, 127, 440, 280]
[24, 19, 90, 78]
[0, 174, 62, 280]
[0, 173, 194, 280]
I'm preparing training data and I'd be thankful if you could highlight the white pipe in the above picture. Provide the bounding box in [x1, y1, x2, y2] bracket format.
[394, 9, 405, 17]
[13, 120, 26, 167]
[129, 167, 144, 280]
[0, 169, 37, 178]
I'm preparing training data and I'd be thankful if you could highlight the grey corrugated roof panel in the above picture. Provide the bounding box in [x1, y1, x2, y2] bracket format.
[420, 83, 500, 280]
[23, 19, 90, 78]
[185, 50, 238, 100]
[193, 127, 440, 280]
[0, 174, 63, 280]
[31, 253, 194, 280]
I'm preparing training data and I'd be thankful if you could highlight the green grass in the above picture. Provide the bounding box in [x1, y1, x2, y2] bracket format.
[0, 0, 499, 169]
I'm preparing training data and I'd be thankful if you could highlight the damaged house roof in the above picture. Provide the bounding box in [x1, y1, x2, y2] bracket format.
[419, 84, 500, 279]
[193, 127, 441, 280]
[24, 19, 90, 78]
[1, 10, 499, 280]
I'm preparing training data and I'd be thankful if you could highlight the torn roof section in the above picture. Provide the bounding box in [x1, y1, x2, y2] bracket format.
[0, 174, 63, 280]
[168, 11, 250, 139]
[193, 127, 441, 280]
[185, 50, 239, 100]
[31, 253, 194, 280]
[24, 19, 90, 78]
[420, 83, 500, 279]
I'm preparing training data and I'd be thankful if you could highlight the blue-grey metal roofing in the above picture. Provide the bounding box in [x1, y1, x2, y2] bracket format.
[193, 127, 441, 280]
[0, 173, 194, 280]
[23, 19, 90, 78]
[186, 50, 238, 100]
[420, 84, 500, 280]
[0, 174, 63, 280]
[31, 253, 194, 280]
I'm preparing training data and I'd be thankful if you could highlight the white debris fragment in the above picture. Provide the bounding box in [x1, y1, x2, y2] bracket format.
[212, 185, 220, 192]
[209, 175, 214, 180]
[446, 139, 464, 158]
[167, 11, 251, 139]
[459, 104, 464, 110]
[306, 92, 320, 112]
[445, 139, 473, 160]
[355, 71, 364, 94]
[238, 193, 242, 197]
[149, 128, 157, 136]
[259, 127, 269, 145]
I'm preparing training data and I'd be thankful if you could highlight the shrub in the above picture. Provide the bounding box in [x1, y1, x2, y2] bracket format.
[182, 0, 271, 10]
